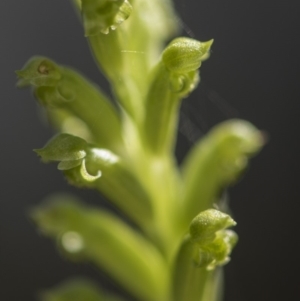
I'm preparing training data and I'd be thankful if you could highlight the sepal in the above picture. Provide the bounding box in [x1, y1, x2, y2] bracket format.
[34, 133, 87, 163]
[57, 159, 83, 171]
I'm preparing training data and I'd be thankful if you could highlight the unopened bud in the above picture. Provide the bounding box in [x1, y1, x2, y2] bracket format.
[162, 38, 213, 73]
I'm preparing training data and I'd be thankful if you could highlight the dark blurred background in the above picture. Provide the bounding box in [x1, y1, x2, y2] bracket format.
[1, 0, 300, 300]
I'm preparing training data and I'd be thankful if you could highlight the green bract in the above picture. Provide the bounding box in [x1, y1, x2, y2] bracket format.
[18, 1, 264, 301]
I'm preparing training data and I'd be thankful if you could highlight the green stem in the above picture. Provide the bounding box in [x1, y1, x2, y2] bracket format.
[172, 235, 213, 301]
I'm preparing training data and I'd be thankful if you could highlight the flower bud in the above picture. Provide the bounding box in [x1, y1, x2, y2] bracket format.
[16, 57, 61, 87]
[34, 133, 87, 163]
[162, 38, 213, 73]
[17, 57, 125, 154]
[187, 209, 238, 270]
[189, 209, 236, 244]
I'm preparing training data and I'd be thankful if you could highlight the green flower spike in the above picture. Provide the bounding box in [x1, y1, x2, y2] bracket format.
[18, 1, 264, 301]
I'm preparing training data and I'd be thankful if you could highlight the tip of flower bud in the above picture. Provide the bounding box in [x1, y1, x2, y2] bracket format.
[16, 57, 62, 87]
[34, 134, 88, 162]
[189, 209, 236, 243]
[162, 37, 214, 74]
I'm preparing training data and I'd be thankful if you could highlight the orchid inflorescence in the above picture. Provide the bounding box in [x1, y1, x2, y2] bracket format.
[17, 1, 263, 300]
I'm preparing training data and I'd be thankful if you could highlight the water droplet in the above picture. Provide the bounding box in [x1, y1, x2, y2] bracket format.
[61, 231, 84, 253]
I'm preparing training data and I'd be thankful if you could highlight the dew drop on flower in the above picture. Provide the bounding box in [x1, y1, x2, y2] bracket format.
[61, 231, 84, 253]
